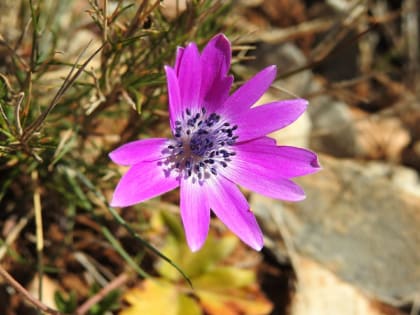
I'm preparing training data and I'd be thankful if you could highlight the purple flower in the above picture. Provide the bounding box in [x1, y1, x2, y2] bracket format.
[109, 34, 320, 251]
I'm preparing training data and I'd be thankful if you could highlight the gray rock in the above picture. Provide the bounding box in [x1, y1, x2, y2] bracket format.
[308, 96, 358, 157]
[251, 155, 420, 306]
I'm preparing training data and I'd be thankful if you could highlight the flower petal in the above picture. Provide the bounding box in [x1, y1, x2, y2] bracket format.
[234, 140, 321, 178]
[222, 65, 277, 117]
[110, 161, 179, 207]
[272, 146, 321, 176]
[206, 176, 263, 250]
[201, 34, 231, 79]
[180, 179, 210, 251]
[200, 34, 232, 111]
[248, 136, 277, 146]
[177, 43, 202, 111]
[232, 99, 308, 142]
[109, 138, 167, 166]
[174, 47, 184, 75]
[203, 75, 233, 113]
[165, 65, 182, 128]
[220, 149, 306, 201]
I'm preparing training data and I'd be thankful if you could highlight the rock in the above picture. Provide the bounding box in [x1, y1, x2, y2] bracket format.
[308, 97, 358, 157]
[308, 94, 410, 160]
[251, 194, 289, 263]
[290, 256, 403, 315]
[251, 155, 420, 307]
[356, 161, 420, 197]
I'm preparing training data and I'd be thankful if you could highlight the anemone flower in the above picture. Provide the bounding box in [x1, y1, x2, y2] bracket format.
[109, 34, 320, 251]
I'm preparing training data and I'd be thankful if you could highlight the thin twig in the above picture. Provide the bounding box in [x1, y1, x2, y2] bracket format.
[0, 37, 30, 71]
[29, 0, 39, 71]
[76, 273, 129, 315]
[32, 170, 44, 306]
[74, 252, 109, 287]
[14, 92, 25, 135]
[310, 1, 366, 62]
[0, 264, 65, 315]
[103, 0, 108, 43]
[125, 0, 148, 37]
[21, 42, 105, 143]
[237, 18, 335, 44]
[403, 0, 419, 93]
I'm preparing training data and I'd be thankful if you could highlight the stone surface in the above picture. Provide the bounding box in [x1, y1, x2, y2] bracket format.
[290, 256, 403, 315]
[308, 95, 359, 157]
[308, 92, 410, 160]
[251, 155, 420, 307]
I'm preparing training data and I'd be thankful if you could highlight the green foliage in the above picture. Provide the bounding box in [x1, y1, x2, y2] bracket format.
[120, 211, 272, 315]
[157, 211, 239, 280]
[88, 283, 121, 315]
[0, 75, 8, 101]
[0, 0, 233, 313]
[54, 290, 78, 314]
[1, 0, 231, 204]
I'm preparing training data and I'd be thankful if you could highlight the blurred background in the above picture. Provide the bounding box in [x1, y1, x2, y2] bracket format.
[0, 0, 419, 314]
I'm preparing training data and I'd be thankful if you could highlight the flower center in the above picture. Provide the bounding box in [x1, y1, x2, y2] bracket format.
[161, 108, 238, 183]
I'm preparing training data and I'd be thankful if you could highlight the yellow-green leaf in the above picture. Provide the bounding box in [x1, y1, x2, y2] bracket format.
[178, 292, 202, 315]
[197, 289, 272, 315]
[157, 233, 238, 281]
[180, 234, 238, 278]
[120, 279, 201, 315]
[193, 266, 255, 290]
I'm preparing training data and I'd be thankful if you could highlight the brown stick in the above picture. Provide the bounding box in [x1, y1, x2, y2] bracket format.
[0, 264, 65, 315]
[76, 273, 129, 315]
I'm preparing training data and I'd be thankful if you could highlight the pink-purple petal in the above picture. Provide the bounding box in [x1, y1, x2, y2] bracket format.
[109, 138, 167, 166]
[110, 161, 179, 207]
[274, 146, 321, 176]
[174, 46, 184, 75]
[221, 155, 306, 201]
[234, 140, 320, 178]
[109, 34, 320, 252]
[200, 34, 232, 110]
[180, 179, 210, 251]
[232, 99, 308, 142]
[201, 34, 231, 78]
[177, 43, 202, 110]
[203, 75, 233, 112]
[165, 65, 182, 128]
[222, 65, 277, 117]
[206, 176, 263, 251]
[246, 136, 277, 146]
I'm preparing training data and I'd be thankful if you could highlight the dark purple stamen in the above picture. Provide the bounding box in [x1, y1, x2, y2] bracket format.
[163, 108, 238, 182]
